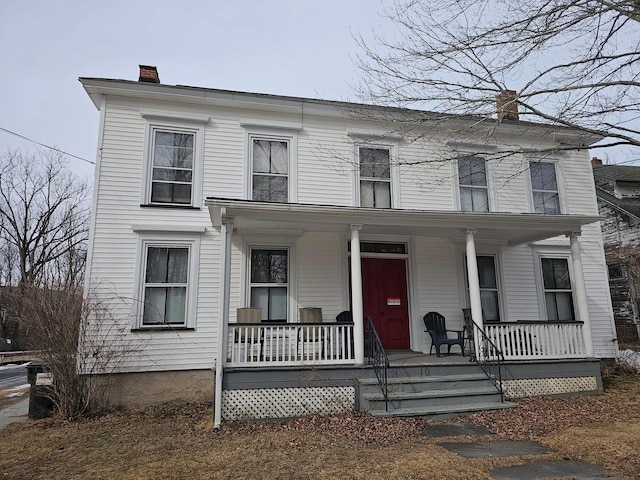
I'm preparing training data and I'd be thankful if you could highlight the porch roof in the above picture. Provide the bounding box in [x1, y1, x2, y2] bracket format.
[206, 198, 601, 246]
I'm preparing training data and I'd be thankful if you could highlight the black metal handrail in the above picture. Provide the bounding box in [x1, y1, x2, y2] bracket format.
[469, 318, 505, 402]
[365, 316, 390, 411]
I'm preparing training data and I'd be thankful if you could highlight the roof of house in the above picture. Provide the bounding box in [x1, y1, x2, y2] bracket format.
[79, 77, 602, 145]
[593, 165, 640, 220]
[592, 164, 640, 182]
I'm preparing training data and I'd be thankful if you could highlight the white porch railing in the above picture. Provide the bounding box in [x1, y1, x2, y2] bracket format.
[483, 321, 587, 360]
[227, 323, 355, 367]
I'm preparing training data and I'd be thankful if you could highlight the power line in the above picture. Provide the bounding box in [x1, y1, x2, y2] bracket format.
[0, 126, 95, 165]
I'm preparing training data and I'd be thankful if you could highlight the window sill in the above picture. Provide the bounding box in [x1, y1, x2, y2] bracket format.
[131, 326, 195, 332]
[140, 204, 201, 210]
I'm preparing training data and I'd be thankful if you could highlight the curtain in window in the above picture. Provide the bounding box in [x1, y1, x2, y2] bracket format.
[360, 181, 391, 208]
[459, 187, 489, 212]
[253, 140, 288, 174]
[143, 247, 188, 325]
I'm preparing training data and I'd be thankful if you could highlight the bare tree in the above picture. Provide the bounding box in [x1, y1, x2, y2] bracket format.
[0, 150, 90, 288]
[355, 0, 640, 153]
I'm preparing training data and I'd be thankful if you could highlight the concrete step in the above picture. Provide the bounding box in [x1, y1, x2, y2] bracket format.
[359, 373, 494, 393]
[363, 386, 503, 411]
[369, 400, 518, 418]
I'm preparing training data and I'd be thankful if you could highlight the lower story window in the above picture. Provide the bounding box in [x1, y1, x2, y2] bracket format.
[541, 257, 575, 321]
[142, 245, 189, 325]
[465, 255, 500, 322]
[250, 248, 288, 322]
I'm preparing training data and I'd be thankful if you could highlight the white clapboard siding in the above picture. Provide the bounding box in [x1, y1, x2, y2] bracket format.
[580, 223, 617, 358]
[296, 232, 345, 321]
[413, 237, 462, 351]
[501, 245, 541, 321]
[297, 120, 354, 206]
[84, 86, 618, 374]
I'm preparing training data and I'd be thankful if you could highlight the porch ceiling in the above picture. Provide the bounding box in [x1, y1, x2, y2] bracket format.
[206, 198, 601, 246]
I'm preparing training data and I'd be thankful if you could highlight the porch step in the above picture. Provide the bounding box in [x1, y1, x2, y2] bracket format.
[359, 373, 493, 393]
[369, 401, 517, 418]
[358, 364, 513, 418]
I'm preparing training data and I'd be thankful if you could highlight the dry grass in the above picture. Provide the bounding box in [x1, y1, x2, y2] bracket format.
[0, 376, 639, 480]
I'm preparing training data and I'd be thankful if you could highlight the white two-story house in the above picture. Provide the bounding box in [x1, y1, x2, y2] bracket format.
[81, 66, 617, 425]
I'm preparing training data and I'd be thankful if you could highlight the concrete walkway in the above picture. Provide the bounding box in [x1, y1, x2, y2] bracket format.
[0, 395, 29, 430]
[422, 423, 633, 480]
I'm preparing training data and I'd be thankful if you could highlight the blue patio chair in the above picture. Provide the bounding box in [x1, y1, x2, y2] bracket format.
[423, 311, 465, 357]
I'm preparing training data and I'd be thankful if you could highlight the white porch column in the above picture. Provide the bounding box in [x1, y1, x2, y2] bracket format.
[214, 214, 234, 428]
[349, 224, 365, 365]
[569, 231, 594, 357]
[465, 229, 483, 355]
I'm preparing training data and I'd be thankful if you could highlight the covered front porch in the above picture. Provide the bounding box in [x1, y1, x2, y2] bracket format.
[207, 198, 601, 424]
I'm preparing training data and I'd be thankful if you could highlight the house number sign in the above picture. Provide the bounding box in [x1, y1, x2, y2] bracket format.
[387, 298, 401, 306]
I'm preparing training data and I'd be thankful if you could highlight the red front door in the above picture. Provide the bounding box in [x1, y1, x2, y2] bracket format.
[361, 258, 410, 349]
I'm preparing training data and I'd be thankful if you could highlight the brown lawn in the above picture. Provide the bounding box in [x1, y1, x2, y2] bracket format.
[0, 375, 638, 480]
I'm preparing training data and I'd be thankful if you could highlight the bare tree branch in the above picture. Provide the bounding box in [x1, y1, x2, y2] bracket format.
[0, 150, 90, 287]
[355, 0, 640, 152]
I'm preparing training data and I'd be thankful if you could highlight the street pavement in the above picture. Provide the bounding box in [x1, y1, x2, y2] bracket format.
[0, 362, 30, 429]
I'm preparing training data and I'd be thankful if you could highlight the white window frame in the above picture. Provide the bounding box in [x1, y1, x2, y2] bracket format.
[140, 119, 205, 208]
[354, 143, 400, 208]
[527, 159, 563, 214]
[133, 234, 200, 329]
[533, 250, 576, 321]
[241, 235, 298, 323]
[243, 127, 298, 203]
[454, 155, 493, 212]
[459, 252, 504, 322]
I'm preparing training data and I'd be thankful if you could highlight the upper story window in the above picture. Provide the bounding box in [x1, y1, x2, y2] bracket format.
[458, 156, 488, 212]
[530, 161, 560, 214]
[251, 138, 289, 202]
[359, 147, 391, 208]
[141, 115, 205, 208]
[541, 257, 574, 321]
[150, 130, 194, 205]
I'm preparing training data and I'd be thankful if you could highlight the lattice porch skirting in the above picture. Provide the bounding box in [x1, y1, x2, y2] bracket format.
[222, 386, 355, 420]
[502, 376, 598, 398]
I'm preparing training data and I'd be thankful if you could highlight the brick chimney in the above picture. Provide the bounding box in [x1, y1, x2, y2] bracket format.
[497, 90, 519, 121]
[591, 157, 603, 166]
[139, 65, 160, 83]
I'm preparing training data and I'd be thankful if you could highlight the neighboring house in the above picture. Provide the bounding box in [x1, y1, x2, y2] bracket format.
[592, 159, 640, 344]
[80, 66, 617, 424]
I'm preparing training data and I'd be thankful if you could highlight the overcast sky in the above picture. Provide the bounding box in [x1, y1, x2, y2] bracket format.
[1, 1, 391, 180]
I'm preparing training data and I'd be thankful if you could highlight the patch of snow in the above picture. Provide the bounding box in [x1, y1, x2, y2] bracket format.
[0, 362, 30, 371]
[617, 349, 640, 373]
